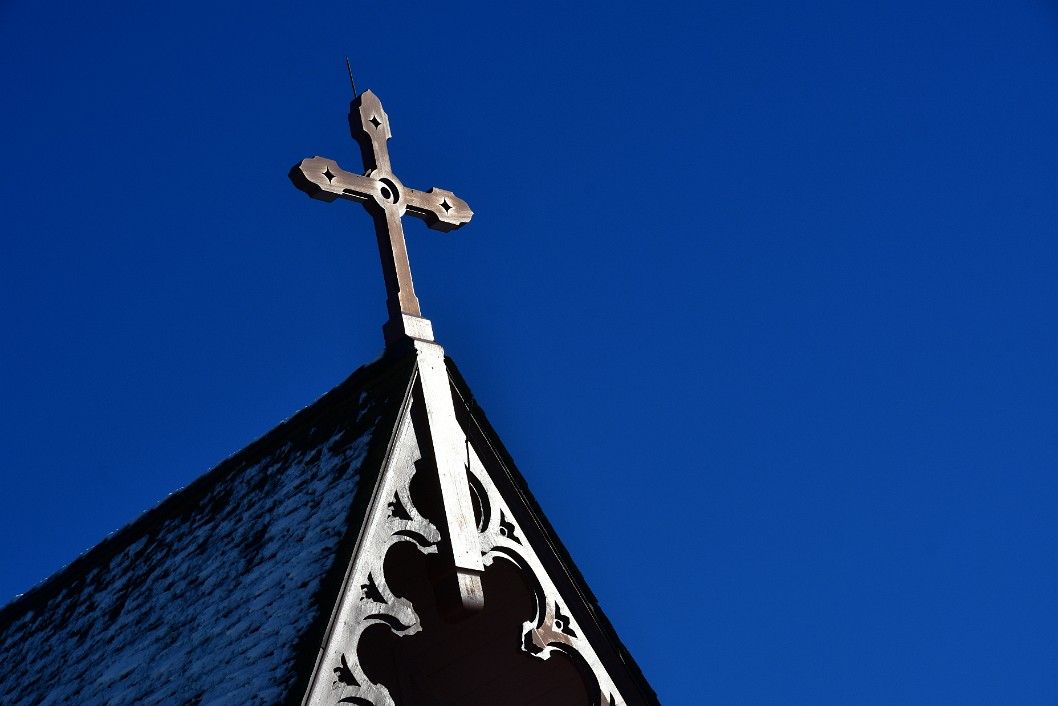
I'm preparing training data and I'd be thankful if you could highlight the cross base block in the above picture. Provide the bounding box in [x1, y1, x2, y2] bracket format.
[383, 313, 435, 347]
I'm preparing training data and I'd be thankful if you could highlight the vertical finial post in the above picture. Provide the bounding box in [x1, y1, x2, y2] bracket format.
[289, 88, 480, 616]
[346, 57, 357, 98]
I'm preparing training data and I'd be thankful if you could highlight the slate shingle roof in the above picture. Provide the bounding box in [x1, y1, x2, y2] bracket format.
[0, 353, 416, 706]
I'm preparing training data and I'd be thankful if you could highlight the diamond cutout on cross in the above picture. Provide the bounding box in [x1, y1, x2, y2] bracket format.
[289, 90, 475, 328]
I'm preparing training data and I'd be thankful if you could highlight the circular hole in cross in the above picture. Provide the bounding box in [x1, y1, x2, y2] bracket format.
[378, 177, 400, 204]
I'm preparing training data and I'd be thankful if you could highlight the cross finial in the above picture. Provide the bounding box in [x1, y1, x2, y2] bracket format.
[289, 89, 483, 614]
[289, 90, 472, 348]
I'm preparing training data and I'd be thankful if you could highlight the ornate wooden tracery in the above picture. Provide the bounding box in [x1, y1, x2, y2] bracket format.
[291, 86, 641, 706]
[299, 365, 629, 706]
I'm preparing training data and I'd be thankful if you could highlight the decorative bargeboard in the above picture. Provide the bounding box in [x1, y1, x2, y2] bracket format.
[299, 368, 626, 706]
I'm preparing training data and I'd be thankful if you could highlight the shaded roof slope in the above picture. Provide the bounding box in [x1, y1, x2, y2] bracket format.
[0, 353, 416, 706]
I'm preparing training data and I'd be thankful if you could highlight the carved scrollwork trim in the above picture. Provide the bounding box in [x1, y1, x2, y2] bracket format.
[304, 384, 631, 706]
[469, 446, 628, 706]
[302, 400, 439, 706]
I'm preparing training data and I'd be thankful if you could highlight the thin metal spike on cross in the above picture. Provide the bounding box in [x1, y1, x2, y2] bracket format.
[288, 88, 482, 612]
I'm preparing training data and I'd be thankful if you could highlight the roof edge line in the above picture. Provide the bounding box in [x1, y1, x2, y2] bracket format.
[296, 361, 421, 706]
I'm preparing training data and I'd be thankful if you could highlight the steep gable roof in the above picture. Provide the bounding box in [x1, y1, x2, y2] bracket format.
[0, 353, 416, 706]
[0, 351, 657, 706]
[295, 351, 659, 706]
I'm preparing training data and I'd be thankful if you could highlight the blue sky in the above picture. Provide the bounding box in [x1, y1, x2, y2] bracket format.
[2, 1, 1058, 703]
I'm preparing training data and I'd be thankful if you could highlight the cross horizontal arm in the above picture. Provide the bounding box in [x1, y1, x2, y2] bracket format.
[288, 156, 377, 204]
[404, 187, 474, 232]
[289, 157, 474, 231]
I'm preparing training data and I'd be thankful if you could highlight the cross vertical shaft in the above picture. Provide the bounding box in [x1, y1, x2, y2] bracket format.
[353, 92, 422, 331]
[371, 205, 421, 320]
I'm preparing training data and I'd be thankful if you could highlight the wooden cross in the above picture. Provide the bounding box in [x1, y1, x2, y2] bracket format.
[289, 90, 485, 612]
[289, 89, 473, 346]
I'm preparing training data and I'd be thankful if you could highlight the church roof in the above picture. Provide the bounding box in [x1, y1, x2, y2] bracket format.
[0, 351, 656, 705]
[0, 354, 414, 706]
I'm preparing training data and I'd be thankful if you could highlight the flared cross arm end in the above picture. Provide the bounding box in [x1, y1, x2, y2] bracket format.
[405, 187, 474, 232]
[288, 157, 376, 204]
[349, 89, 393, 173]
[290, 156, 474, 232]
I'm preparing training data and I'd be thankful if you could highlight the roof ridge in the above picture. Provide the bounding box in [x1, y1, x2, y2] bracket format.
[0, 352, 413, 629]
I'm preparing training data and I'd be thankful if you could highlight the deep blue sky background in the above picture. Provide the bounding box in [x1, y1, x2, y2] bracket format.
[3, 1, 1058, 703]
